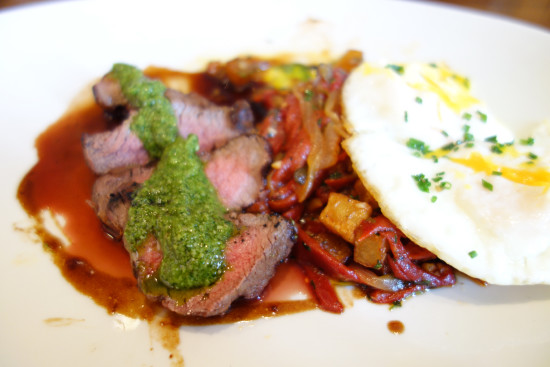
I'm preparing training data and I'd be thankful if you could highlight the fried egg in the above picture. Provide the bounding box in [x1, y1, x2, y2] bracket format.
[342, 61, 550, 285]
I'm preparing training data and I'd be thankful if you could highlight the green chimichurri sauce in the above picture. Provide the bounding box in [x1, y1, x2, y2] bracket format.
[124, 135, 235, 290]
[110, 63, 178, 158]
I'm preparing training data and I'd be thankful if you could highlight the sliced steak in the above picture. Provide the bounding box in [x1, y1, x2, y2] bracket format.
[156, 213, 295, 317]
[167, 90, 254, 152]
[83, 114, 152, 175]
[92, 75, 127, 109]
[91, 164, 155, 240]
[91, 134, 271, 238]
[205, 134, 271, 210]
[83, 77, 254, 174]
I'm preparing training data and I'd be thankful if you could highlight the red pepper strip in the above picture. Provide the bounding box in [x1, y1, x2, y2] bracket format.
[296, 228, 359, 283]
[269, 131, 311, 189]
[269, 180, 297, 201]
[387, 256, 420, 282]
[282, 204, 304, 222]
[258, 111, 285, 155]
[301, 220, 328, 236]
[268, 193, 298, 212]
[329, 68, 347, 92]
[404, 242, 437, 261]
[368, 284, 428, 304]
[385, 232, 455, 287]
[299, 261, 344, 314]
[281, 94, 302, 152]
[246, 198, 271, 214]
[336, 149, 349, 163]
[324, 174, 357, 190]
[354, 215, 399, 243]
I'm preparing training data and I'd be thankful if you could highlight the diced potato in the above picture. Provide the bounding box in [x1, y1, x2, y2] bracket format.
[312, 232, 352, 264]
[354, 234, 388, 269]
[319, 192, 373, 243]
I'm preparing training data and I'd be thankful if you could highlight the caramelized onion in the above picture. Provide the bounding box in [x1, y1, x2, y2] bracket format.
[348, 264, 405, 292]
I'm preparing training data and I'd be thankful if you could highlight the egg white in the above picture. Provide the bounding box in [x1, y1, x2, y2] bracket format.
[342, 62, 550, 285]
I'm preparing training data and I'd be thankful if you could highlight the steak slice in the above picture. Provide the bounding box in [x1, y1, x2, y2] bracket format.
[154, 213, 295, 317]
[83, 77, 254, 174]
[92, 75, 127, 109]
[91, 164, 155, 240]
[205, 134, 271, 210]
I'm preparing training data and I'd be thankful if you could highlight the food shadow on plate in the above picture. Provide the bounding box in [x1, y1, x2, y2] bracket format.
[431, 274, 550, 305]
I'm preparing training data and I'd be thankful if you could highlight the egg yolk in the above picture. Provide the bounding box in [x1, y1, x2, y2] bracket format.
[451, 152, 550, 189]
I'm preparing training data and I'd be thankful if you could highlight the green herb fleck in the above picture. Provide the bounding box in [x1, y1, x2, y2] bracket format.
[412, 173, 431, 193]
[477, 110, 488, 122]
[528, 152, 538, 160]
[463, 125, 474, 142]
[492, 171, 503, 176]
[390, 300, 402, 310]
[404, 110, 408, 122]
[482, 179, 493, 191]
[415, 96, 423, 104]
[431, 195, 437, 203]
[442, 142, 457, 151]
[406, 138, 431, 155]
[304, 89, 314, 101]
[520, 137, 535, 146]
[385, 64, 405, 74]
[462, 112, 472, 121]
[468, 250, 478, 258]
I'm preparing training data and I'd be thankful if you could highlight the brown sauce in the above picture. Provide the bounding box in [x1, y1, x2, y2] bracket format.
[387, 320, 405, 334]
[17, 87, 316, 327]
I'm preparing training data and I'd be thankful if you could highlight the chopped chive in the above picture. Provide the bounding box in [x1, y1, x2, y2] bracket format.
[462, 112, 472, 121]
[439, 181, 452, 190]
[520, 137, 535, 146]
[492, 171, 503, 176]
[465, 142, 475, 148]
[442, 142, 456, 151]
[528, 152, 538, 160]
[477, 110, 488, 122]
[404, 110, 408, 122]
[406, 138, 431, 154]
[432, 176, 443, 183]
[491, 145, 504, 154]
[390, 300, 402, 310]
[386, 64, 405, 74]
[412, 173, 431, 193]
[431, 155, 439, 163]
[415, 96, 423, 104]
[431, 195, 437, 203]
[485, 135, 498, 143]
[468, 250, 478, 258]
[441, 130, 449, 137]
[482, 179, 493, 191]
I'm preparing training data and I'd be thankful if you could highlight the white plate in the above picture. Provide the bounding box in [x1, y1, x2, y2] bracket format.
[1, 1, 550, 366]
